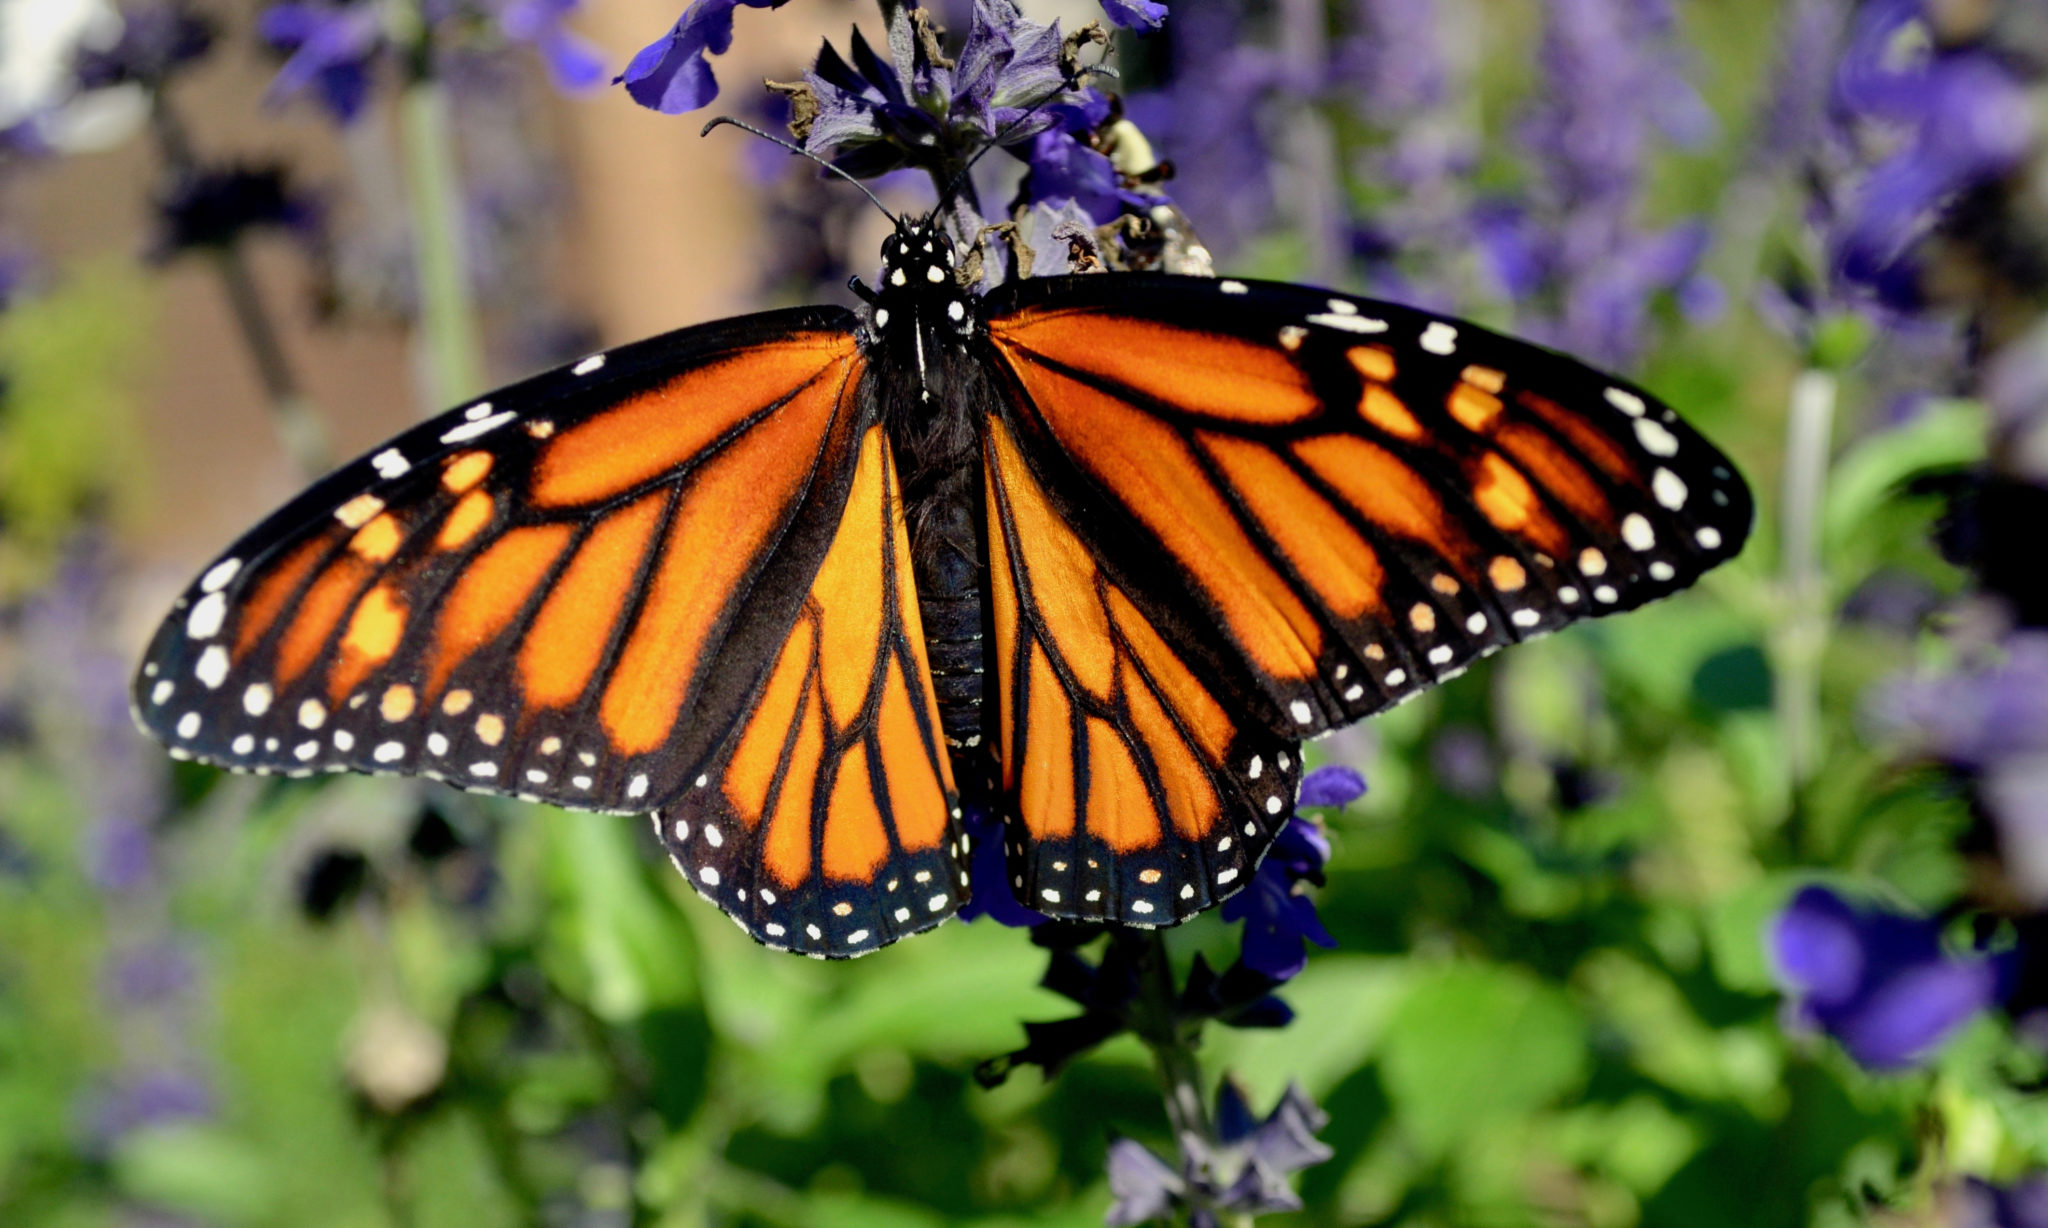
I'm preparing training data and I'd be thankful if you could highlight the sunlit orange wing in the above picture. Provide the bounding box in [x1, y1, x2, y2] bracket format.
[650, 426, 964, 956]
[131, 310, 874, 815]
[980, 414, 1302, 926]
[980, 274, 1752, 740]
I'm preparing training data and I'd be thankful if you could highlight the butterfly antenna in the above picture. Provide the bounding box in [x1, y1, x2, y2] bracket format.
[701, 116, 899, 224]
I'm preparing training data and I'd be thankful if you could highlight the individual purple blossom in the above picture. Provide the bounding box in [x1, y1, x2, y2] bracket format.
[496, 0, 607, 92]
[1105, 1082, 1332, 1227]
[1771, 885, 2015, 1069]
[959, 804, 1047, 926]
[1222, 767, 1354, 983]
[258, 2, 385, 124]
[616, 0, 789, 115]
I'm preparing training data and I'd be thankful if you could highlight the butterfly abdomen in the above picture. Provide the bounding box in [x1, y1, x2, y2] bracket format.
[909, 488, 986, 756]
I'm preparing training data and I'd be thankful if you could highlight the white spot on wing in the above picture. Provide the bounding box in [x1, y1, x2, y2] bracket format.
[1696, 526, 1723, 549]
[573, 354, 606, 376]
[628, 774, 648, 800]
[371, 448, 409, 479]
[1420, 321, 1458, 354]
[151, 680, 173, 705]
[1220, 280, 1248, 294]
[199, 558, 241, 593]
[1634, 418, 1679, 456]
[176, 711, 200, 738]
[1653, 468, 1688, 509]
[1306, 312, 1388, 333]
[441, 411, 516, 445]
[242, 683, 273, 716]
[194, 645, 228, 688]
[186, 592, 226, 640]
[1622, 513, 1656, 551]
[1289, 700, 1312, 725]
[1218, 867, 1239, 884]
[1605, 387, 1647, 416]
[374, 741, 405, 763]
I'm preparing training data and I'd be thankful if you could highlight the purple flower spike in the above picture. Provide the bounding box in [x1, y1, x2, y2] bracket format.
[1098, 0, 1167, 30]
[1297, 764, 1366, 808]
[616, 0, 790, 115]
[258, 3, 385, 125]
[1771, 885, 2014, 1070]
[1105, 1137, 1185, 1225]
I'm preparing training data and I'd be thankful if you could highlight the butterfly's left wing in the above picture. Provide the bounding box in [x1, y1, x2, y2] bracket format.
[981, 273, 1753, 742]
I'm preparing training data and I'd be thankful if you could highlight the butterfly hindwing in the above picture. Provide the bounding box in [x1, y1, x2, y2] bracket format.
[132, 308, 870, 814]
[652, 426, 967, 956]
[981, 273, 1753, 740]
[983, 414, 1302, 927]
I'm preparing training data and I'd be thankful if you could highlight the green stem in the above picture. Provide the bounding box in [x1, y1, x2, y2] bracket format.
[399, 77, 486, 411]
[1126, 931, 1214, 1143]
[1777, 368, 1837, 800]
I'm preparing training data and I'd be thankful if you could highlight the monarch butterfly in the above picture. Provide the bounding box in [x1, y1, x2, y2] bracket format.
[131, 209, 1751, 958]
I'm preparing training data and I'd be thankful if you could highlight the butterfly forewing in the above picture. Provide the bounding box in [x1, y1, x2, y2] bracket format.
[651, 426, 967, 957]
[132, 309, 869, 813]
[981, 274, 1753, 741]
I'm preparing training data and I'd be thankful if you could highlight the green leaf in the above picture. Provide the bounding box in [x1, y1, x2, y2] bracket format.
[112, 1125, 278, 1224]
[1823, 397, 1985, 557]
[1377, 962, 1588, 1155]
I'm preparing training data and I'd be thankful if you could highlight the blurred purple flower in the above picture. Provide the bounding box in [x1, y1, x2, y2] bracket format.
[88, 1069, 211, 1146]
[616, 0, 788, 115]
[1873, 634, 2048, 768]
[1122, 7, 1283, 260]
[259, 2, 385, 124]
[1106, 1082, 1331, 1227]
[72, 2, 215, 91]
[960, 804, 1047, 926]
[497, 0, 607, 92]
[1222, 813, 1336, 982]
[1771, 885, 2014, 1069]
[1296, 764, 1365, 808]
[1957, 1175, 2048, 1228]
[1097, 0, 1167, 30]
[105, 941, 198, 1007]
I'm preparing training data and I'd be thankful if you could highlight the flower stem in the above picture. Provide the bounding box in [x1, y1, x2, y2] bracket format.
[1126, 930, 1213, 1142]
[398, 77, 486, 412]
[1777, 368, 1837, 797]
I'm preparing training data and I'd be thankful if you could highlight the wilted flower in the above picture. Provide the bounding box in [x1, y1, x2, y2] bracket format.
[1105, 1081, 1332, 1227]
[150, 165, 321, 261]
[1771, 885, 2014, 1069]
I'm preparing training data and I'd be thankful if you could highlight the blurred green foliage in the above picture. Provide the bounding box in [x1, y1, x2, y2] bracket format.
[3, 1, 2044, 1225]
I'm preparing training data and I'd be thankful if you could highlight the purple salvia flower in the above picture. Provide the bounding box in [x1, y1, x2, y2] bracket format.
[72, 2, 215, 90]
[1771, 885, 2014, 1069]
[259, 2, 385, 124]
[1222, 814, 1336, 981]
[1105, 1082, 1332, 1227]
[615, 0, 789, 115]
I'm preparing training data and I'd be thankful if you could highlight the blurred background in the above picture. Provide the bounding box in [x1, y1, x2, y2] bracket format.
[5, 0, 2047, 1224]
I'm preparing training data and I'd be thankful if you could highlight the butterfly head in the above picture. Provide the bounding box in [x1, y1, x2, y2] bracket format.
[876, 215, 962, 311]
